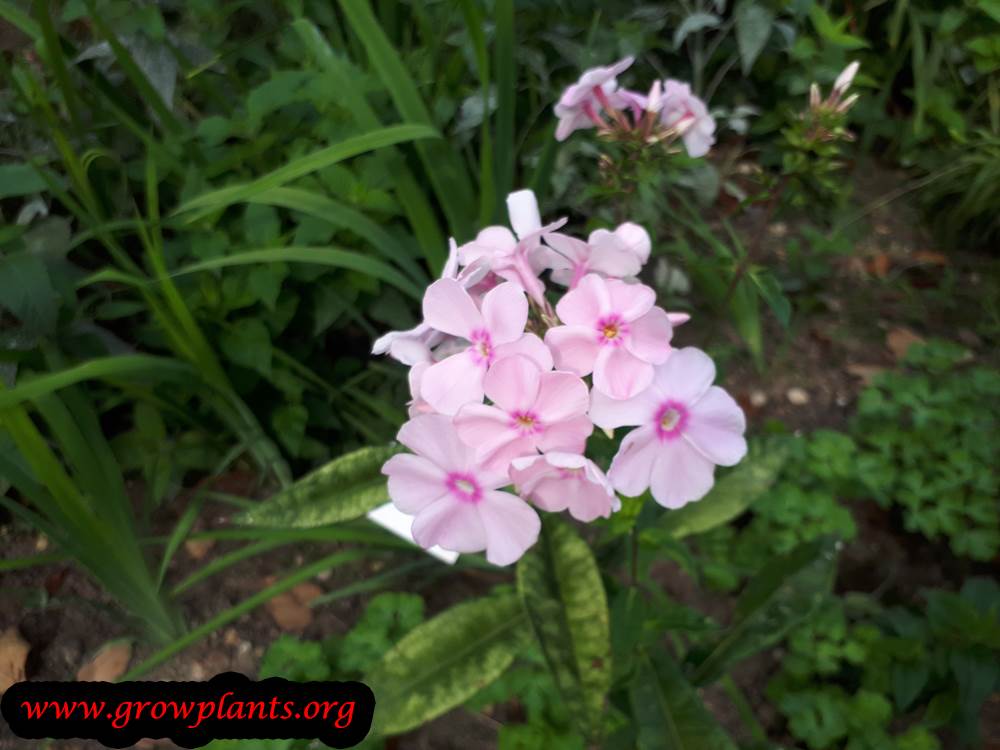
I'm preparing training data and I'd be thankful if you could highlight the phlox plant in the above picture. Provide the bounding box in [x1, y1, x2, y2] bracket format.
[352, 58, 773, 747]
[375, 186, 747, 566]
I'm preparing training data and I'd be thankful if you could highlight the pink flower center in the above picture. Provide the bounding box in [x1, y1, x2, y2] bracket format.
[445, 472, 482, 504]
[510, 410, 543, 436]
[655, 400, 688, 441]
[468, 328, 493, 367]
[596, 314, 629, 347]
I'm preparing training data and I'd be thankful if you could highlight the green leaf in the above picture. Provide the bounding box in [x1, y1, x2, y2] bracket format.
[689, 537, 839, 685]
[734, 0, 774, 75]
[0, 252, 60, 337]
[219, 319, 272, 377]
[673, 12, 721, 50]
[809, 5, 869, 50]
[658, 441, 789, 540]
[630, 650, 737, 750]
[171, 246, 422, 300]
[516, 518, 611, 742]
[0, 163, 51, 198]
[0, 356, 193, 410]
[338, 0, 475, 239]
[366, 592, 529, 735]
[175, 124, 439, 216]
[234, 445, 401, 527]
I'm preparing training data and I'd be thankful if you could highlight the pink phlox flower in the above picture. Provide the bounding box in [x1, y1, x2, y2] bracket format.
[543, 221, 650, 288]
[454, 355, 592, 470]
[544, 274, 674, 400]
[554, 56, 634, 141]
[659, 80, 716, 158]
[457, 190, 565, 306]
[510, 452, 619, 522]
[372, 238, 490, 364]
[589, 347, 747, 509]
[419, 279, 552, 415]
[382, 414, 541, 565]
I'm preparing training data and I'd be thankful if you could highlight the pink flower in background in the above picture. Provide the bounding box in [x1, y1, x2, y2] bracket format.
[419, 279, 551, 415]
[545, 274, 673, 400]
[382, 414, 541, 565]
[458, 190, 565, 306]
[511, 452, 619, 522]
[659, 80, 716, 158]
[544, 222, 650, 288]
[554, 56, 634, 141]
[590, 347, 747, 508]
[455, 355, 592, 469]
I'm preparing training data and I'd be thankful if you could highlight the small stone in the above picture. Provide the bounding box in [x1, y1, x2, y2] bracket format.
[786, 388, 810, 406]
[749, 390, 768, 407]
[189, 662, 206, 680]
[35, 535, 49, 552]
[768, 222, 788, 237]
[223, 629, 240, 647]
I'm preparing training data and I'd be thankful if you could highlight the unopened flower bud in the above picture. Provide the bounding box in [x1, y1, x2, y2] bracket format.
[645, 80, 663, 114]
[836, 92, 860, 113]
[833, 61, 859, 97]
[809, 83, 821, 111]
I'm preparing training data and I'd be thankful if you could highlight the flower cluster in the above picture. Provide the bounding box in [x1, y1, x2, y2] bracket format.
[553, 56, 716, 158]
[375, 190, 747, 566]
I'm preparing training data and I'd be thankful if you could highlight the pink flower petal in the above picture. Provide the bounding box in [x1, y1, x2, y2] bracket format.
[484, 355, 541, 412]
[562, 480, 616, 522]
[587, 233, 642, 278]
[625, 307, 673, 364]
[607, 425, 659, 497]
[396, 414, 471, 470]
[382, 453, 448, 513]
[538, 414, 592, 454]
[534, 371, 590, 422]
[555, 273, 610, 325]
[420, 351, 485, 416]
[612, 222, 651, 264]
[423, 279, 483, 339]
[454, 403, 512, 450]
[589, 385, 661, 429]
[494, 333, 554, 371]
[412, 495, 488, 553]
[606, 279, 655, 321]
[648, 438, 716, 508]
[593, 345, 654, 400]
[651, 347, 716, 406]
[478, 490, 541, 565]
[481, 282, 528, 344]
[684, 386, 747, 467]
[544, 326, 601, 376]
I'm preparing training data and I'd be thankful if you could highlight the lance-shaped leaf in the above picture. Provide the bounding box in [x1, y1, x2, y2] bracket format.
[516, 518, 611, 742]
[366, 592, 528, 735]
[657, 441, 789, 540]
[630, 649, 737, 750]
[689, 536, 839, 685]
[234, 445, 401, 527]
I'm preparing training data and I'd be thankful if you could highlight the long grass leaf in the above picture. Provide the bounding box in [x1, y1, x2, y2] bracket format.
[0, 356, 192, 411]
[171, 247, 423, 299]
[338, 0, 475, 239]
[175, 124, 439, 216]
[494, 0, 516, 203]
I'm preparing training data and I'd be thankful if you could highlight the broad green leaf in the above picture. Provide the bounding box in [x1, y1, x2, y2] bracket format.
[673, 12, 721, 50]
[0, 252, 59, 337]
[516, 518, 611, 742]
[751, 269, 792, 328]
[734, 0, 774, 74]
[689, 537, 839, 685]
[234, 445, 401, 527]
[366, 592, 529, 735]
[657, 442, 789, 540]
[219, 319, 272, 377]
[630, 650, 737, 750]
[809, 5, 869, 50]
[171, 246, 422, 300]
[0, 356, 193, 410]
[0, 163, 50, 198]
[174, 124, 439, 216]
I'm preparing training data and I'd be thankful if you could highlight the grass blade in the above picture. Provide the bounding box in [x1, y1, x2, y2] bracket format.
[171, 247, 423, 299]
[175, 124, 439, 216]
[494, 0, 516, 203]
